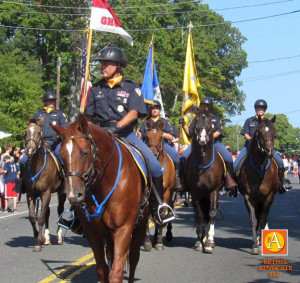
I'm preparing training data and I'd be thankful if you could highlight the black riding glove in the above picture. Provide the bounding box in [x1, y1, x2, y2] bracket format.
[106, 123, 121, 135]
[179, 117, 186, 126]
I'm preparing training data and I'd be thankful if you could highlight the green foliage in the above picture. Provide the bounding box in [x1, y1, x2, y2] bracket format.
[222, 124, 244, 154]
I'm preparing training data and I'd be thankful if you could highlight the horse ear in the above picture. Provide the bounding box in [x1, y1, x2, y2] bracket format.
[271, 115, 276, 123]
[76, 113, 89, 133]
[36, 117, 45, 127]
[146, 120, 152, 131]
[25, 115, 31, 124]
[51, 124, 65, 136]
[193, 106, 201, 115]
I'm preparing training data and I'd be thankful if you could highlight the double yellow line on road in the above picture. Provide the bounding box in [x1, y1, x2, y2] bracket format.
[39, 201, 185, 282]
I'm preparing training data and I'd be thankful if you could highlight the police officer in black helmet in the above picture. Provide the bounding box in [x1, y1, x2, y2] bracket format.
[234, 99, 292, 193]
[84, 46, 175, 225]
[20, 91, 68, 165]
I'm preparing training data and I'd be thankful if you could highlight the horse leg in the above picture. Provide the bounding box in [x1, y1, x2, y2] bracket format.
[143, 219, 152, 251]
[154, 224, 164, 250]
[44, 205, 51, 245]
[109, 227, 132, 283]
[128, 219, 148, 283]
[27, 195, 38, 238]
[57, 192, 66, 245]
[204, 191, 218, 253]
[33, 192, 51, 252]
[193, 200, 204, 251]
[165, 222, 173, 242]
[244, 196, 259, 255]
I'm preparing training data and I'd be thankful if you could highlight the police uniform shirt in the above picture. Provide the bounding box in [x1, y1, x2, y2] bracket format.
[188, 114, 225, 142]
[84, 78, 147, 132]
[33, 109, 68, 140]
[140, 118, 173, 141]
[240, 116, 260, 146]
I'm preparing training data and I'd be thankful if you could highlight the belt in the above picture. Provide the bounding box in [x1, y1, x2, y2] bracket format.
[99, 121, 117, 127]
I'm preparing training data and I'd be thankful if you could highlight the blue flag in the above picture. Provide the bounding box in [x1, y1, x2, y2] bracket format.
[141, 42, 165, 116]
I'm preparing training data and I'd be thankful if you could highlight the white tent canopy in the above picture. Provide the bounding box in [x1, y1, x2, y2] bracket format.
[0, 130, 12, 140]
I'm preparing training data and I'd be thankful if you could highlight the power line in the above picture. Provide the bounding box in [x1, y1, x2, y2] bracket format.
[241, 69, 300, 82]
[1, 9, 299, 33]
[249, 55, 300, 63]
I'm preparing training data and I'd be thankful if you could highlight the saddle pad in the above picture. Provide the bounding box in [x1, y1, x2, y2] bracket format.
[117, 138, 148, 186]
[49, 151, 62, 172]
[217, 152, 227, 177]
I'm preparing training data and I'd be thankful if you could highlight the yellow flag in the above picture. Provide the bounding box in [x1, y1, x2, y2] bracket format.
[181, 31, 201, 145]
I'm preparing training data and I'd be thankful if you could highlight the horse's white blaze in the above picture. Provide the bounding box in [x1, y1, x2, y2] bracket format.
[265, 127, 269, 132]
[208, 223, 215, 241]
[200, 129, 207, 143]
[66, 140, 74, 197]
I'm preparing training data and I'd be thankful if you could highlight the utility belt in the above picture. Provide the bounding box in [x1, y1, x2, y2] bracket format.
[99, 120, 117, 127]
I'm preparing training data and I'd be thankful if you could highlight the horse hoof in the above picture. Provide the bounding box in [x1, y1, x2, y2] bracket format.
[251, 247, 260, 255]
[204, 246, 214, 253]
[194, 241, 201, 249]
[44, 240, 51, 245]
[165, 233, 173, 242]
[207, 240, 215, 248]
[194, 246, 203, 252]
[143, 241, 152, 251]
[155, 244, 164, 251]
[33, 245, 42, 252]
[57, 239, 63, 245]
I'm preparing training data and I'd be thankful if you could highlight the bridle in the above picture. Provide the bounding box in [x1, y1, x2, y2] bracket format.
[24, 124, 42, 156]
[64, 133, 100, 188]
[148, 130, 164, 158]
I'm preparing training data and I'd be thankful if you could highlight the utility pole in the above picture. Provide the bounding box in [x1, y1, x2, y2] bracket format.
[56, 56, 61, 109]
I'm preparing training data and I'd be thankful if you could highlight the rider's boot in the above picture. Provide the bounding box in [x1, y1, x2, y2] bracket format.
[174, 162, 183, 191]
[57, 205, 83, 235]
[151, 176, 176, 225]
[225, 161, 238, 197]
[278, 167, 292, 194]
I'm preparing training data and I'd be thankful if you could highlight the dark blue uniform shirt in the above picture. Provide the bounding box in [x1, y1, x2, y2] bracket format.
[34, 109, 68, 140]
[240, 116, 260, 146]
[84, 78, 147, 132]
[188, 114, 225, 142]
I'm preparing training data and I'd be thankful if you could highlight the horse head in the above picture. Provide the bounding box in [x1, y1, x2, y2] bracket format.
[146, 120, 164, 158]
[52, 113, 98, 205]
[255, 115, 276, 158]
[24, 117, 44, 158]
[193, 108, 213, 146]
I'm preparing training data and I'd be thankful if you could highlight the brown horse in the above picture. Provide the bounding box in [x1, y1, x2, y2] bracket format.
[52, 114, 149, 283]
[143, 120, 175, 251]
[23, 118, 66, 252]
[237, 116, 280, 255]
[185, 108, 226, 253]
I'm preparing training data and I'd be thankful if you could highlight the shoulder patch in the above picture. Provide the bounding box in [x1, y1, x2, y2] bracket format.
[135, 88, 142, 96]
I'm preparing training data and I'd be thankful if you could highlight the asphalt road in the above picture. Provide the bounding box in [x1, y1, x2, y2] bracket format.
[0, 174, 299, 283]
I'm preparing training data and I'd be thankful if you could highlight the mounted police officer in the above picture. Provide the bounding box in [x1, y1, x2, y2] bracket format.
[84, 46, 175, 225]
[140, 100, 182, 190]
[20, 91, 68, 165]
[164, 110, 180, 146]
[180, 97, 238, 197]
[234, 99, 292, 193]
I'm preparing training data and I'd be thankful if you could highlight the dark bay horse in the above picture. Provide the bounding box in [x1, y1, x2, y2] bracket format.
[52, 114, 149, 283]
[237, 116, 280, 255]
[185, 109, 226, 253]
[143, 120, 175, 251]
[23, 118, 66, 252]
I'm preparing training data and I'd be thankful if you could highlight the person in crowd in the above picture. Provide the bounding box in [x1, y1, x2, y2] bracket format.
[2, 155, 20, 213]
[20, 91, 68, 165]
[179, 97, 238, 197]
[13, 147, 21, 163]
[140, 101, 182, 190]
[0, 142, 12, 211]
[84, 46, 175, 225]
[282, 154, 289, 179]
[164, 110, 180, 145]
[233, 99, 292, 193]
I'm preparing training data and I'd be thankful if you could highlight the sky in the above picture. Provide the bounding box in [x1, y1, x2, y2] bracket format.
[201, 0, 300, 128]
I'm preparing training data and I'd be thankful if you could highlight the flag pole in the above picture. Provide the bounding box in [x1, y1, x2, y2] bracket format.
[80, 28, 93, 113]
[178, 22, 193, 154]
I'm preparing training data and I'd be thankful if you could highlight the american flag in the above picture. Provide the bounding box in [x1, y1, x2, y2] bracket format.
[80, 30, 93, 113]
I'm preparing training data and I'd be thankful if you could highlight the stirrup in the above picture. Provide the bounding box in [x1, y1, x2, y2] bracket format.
[157, 203, 176, 224]
[57, 210, 75, 243]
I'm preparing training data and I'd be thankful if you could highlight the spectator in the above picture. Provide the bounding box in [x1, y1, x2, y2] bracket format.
[0, 142, 12, 211]
[2, 155, 20, 213]
[282, 154, 289, 178]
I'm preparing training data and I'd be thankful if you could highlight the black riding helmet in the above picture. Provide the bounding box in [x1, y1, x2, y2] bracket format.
[165, 110, 171, 118]
[95, 46, 127, 68]
[254, 99, 268, 110]
[43, 91, 57, 102]
[200, 97, 213, 109]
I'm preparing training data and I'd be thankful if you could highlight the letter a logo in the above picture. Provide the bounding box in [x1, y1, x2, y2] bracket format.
[262, 230, 288, 256]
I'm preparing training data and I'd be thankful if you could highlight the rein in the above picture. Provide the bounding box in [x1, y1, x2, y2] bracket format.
[149, 135, 166, 173]
[27, 145, 47, 183]
[82, 139, 122, 221]
[193, 145, 215, 169]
